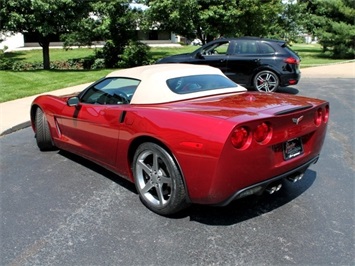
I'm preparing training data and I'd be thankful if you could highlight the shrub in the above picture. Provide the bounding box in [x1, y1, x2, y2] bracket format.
[118, 41, 151, 68]
[101, 40, 120, 68]
[0, 47, 13, 70]
[91, 58, 105, 69]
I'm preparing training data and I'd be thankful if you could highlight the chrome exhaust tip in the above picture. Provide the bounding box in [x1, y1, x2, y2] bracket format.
[287, 173, 304, 183]
[266, 184, 282, 194]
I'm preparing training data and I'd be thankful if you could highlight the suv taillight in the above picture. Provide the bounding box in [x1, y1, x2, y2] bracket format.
[284, 57, 300, 65]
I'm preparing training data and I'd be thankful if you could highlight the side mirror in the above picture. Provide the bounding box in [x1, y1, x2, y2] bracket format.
[67, 96, 80, 107]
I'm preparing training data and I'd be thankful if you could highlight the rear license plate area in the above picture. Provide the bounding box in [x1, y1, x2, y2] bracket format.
[283, 138, 303, 160]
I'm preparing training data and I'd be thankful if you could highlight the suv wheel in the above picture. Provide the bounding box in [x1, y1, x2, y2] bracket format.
[254, 70, 279, 92]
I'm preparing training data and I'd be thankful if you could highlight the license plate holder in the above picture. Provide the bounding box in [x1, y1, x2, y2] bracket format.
[283, 138, 304, 160]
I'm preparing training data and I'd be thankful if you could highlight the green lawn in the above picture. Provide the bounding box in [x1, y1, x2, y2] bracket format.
[291, 43, 348, 67]
[0, 43, 351, 102]
[0, 69, 112, 102]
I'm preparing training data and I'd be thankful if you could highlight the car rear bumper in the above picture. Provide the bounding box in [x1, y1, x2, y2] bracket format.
[279, 72, 301, 87]
[214, 155, 319, 206]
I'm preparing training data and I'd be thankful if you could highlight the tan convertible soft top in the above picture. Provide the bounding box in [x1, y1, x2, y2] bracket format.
[106, 64, 246, 104]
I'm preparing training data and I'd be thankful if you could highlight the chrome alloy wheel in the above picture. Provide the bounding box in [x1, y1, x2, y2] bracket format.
[135, 149, 172, 208]
[133, 142, 188, 215]
[254, 70, 279, 92]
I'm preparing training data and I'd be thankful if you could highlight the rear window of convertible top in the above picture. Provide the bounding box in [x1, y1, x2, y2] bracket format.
[166, 74, 237, 94]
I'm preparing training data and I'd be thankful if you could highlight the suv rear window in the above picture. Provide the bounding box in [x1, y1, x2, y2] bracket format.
[283, 46, 300, 59]
[259, 42, 275, 54]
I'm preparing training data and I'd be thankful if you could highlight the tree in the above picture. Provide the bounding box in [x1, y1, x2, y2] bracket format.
[62, 0, 144, 67]
[144, 0, 283, 44]
[277, 0, 308, 42]
[0, 0, 91, 69]
[301, 0, 355, 58]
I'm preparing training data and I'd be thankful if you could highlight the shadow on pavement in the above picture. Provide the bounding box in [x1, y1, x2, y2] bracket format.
[182, 170, 316, 225]
[58, 150, 137, 195]
[58, 149, 316, 225]
[277, 86, 299, 94]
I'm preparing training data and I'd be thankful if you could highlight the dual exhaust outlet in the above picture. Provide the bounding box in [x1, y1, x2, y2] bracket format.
[266, 173, 304, 194]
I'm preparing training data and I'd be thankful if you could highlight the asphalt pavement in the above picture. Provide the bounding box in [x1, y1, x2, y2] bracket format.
[1, 77, 354, 265]
[0, 61, 354, 136]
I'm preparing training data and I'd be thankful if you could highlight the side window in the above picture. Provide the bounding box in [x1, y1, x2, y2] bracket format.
[201, 42, 229, 56]
[233, 40, 258, 55]
[258, 42, 276, 54]
[80, 78, 140, 105]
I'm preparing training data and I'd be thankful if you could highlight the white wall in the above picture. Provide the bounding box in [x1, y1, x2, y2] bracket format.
[0, 32, 24, 50]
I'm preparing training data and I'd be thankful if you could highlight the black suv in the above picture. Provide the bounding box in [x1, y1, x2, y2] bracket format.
[156, 37, 301, 92]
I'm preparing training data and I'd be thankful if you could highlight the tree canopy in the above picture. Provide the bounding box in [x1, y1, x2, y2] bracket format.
[301, 0, 355, 58]
[144, 0, 284, 44]
[0, 0, 91, 69]
[1, 0, 353, 67]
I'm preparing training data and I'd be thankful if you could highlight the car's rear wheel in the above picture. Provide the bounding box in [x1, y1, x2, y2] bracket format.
[254, 70, 279, 92]
[133, 142, 188, 215]
[35, 108, 55, 151]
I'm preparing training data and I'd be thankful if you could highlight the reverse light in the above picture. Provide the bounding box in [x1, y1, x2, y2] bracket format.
[284, 57, 300, 65]
[231, 127, 250, 149]
[314, 108, 323, 126]
[254, 122, 272, 143]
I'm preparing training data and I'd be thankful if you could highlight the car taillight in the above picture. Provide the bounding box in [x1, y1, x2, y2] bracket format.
[254, 122, 272, 143]
[284, 57, 299, 65]
[231, 127, 250, 149]
[314, 108, 323, 126]
[323, 105, 330, 123]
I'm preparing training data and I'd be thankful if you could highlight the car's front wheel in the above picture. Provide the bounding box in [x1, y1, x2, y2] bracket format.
[253, 70, 279, 92]
[133, 142, 188, 215]
[35, 107, 55, 151]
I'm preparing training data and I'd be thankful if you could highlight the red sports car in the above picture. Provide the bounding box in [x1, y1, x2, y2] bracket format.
[31, 64, 329, 215]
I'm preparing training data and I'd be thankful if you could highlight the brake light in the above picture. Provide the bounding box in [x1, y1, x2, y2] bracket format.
[288, 79, 297, 85]
[314, 108, 323, 126]
[254, 122, 272, 143]
[231, 127, 250, 149]
[284, 57, 299, 65]
[323, 105, 329, 123]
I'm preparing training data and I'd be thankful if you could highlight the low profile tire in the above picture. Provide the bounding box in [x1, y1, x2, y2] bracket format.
[35, 108, 55, 151]
[133, 142, 188, 215]
[253, 70, 279, 92]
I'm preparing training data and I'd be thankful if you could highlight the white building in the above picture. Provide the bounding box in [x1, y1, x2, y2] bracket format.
[0, 32, 24, 50]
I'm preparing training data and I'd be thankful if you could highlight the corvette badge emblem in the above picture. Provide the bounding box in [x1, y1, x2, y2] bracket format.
[292, 115, 304, 125]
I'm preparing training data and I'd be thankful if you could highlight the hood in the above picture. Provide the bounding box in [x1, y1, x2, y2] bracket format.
[166, 92, 325, 120]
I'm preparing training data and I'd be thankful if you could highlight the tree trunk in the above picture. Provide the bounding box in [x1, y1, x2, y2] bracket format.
[39, 38, 50, 70]
[196, 27, 205, 45]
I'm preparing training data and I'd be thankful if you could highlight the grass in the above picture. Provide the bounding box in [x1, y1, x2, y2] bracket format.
[291, 43, 348, 67]
[0, 43, 352, 102]
[4, 47, 98, 63]
[0, 69, 112, 102]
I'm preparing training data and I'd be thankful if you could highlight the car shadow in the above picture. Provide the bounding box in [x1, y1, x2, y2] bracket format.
[58, 150, 137, 194]
[173, 170, 316, 225]
[57, 150, 316, 226]
[277, 86, 299, 95]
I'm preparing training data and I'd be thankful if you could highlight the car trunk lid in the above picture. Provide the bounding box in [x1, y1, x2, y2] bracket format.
[167, 92, 322, 121]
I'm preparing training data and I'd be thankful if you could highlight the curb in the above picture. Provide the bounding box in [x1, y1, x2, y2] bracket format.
[0, 121, 31, 136]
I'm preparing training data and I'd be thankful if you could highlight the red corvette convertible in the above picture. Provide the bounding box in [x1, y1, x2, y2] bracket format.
[31, 64, 329, 215]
